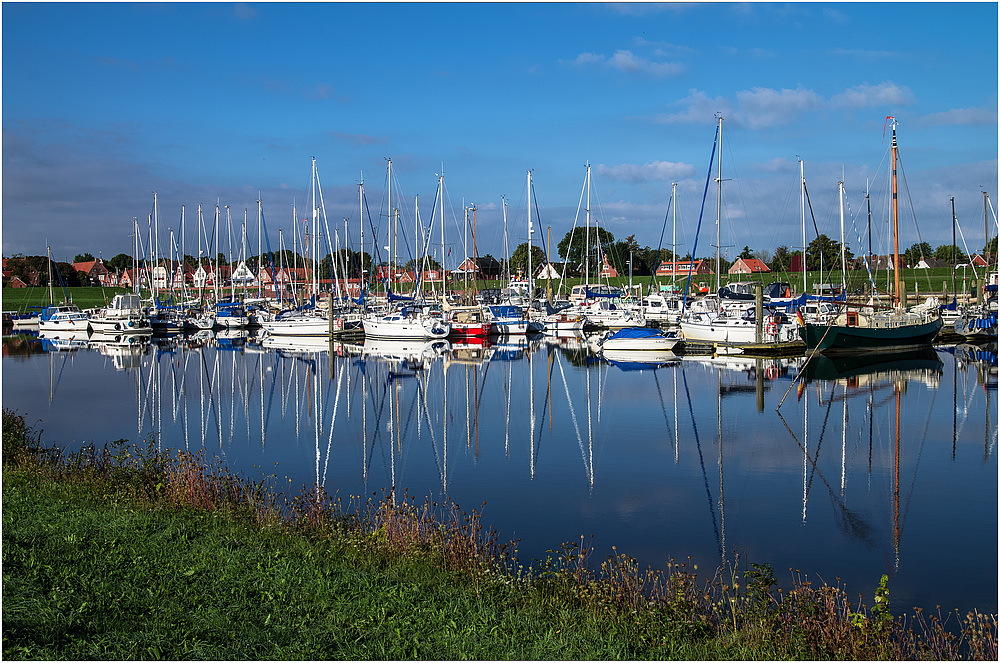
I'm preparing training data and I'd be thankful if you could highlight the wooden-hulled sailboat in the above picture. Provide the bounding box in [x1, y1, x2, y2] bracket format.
[798, 117, 943, 353]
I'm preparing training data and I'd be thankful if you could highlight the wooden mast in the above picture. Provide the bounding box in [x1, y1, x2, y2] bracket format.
[889, 116, 901, 307]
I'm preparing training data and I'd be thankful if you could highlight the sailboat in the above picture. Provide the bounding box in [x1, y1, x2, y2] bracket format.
[262, 158, 331, 337]
[678, 116, 800, 348]
[37, 246, 90, 333]
[798, 117, 943, 353]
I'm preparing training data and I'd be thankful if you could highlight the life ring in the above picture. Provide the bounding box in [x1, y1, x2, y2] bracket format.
[333, 318, 343, 331]
[765, 366, 778, 380]
[766, 322, 778, 335]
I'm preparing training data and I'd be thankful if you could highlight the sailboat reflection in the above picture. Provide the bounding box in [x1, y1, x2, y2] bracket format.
[783, 347, 946, 572]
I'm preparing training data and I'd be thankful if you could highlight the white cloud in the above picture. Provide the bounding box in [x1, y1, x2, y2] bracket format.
[566, 49, 683, 77]
[735, 86, 823, 129]
[596, 160, 696, 184]
[831, 81, 914, 108]
[656, 81, 914, 128]
[920, 106, 998, 127]
[653, 89, 732, 125]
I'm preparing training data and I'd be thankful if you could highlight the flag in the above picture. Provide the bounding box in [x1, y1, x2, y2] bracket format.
[796, 308, 805, 326]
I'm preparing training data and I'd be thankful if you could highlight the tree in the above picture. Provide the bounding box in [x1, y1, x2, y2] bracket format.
[557, 227, 615, 276]
[55, 262, 82, 287]
[739, 245, 754, 260]
[985, 237, 998, 261]
[805, 234, 852, 272]
[771, 246, 793, 272]
[933, 244, 967, 264]
[73, 253, 95, 263]
[902, 242, 933, 267]
[508, 243, 547, 279]
[403, 255, 441, 272]
[107, 253, 133, 273]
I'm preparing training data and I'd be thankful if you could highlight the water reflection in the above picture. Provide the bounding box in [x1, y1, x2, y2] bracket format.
[1, 329, 996, 615]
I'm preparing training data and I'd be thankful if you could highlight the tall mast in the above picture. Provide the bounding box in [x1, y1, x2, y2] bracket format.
[985, 190, 991, 263]
[889, 116, 900, 307]
[311, 156, 318, 301]
[213, 204, 220, 303]
[437, 170, 444, 292]
[358, 173, 365, 306]
[951, 197, 957, 303]
[527, 169, 533, 298]
[585, 163, 591, 285]
[671, 181, 677, 291]
[716, 116, 723, 292]
[800, 160, 807, 295]
[838, 181, 846, 294]
[471, 204, 478, 298]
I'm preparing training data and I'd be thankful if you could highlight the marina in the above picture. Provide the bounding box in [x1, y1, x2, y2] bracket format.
[2, 327, 995, 619]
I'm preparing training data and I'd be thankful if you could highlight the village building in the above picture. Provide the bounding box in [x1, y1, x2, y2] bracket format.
[655, 259, 713, 277]
[73, 259, 114, 286]
[598, 255, 618, 278]
[728, 257, 770, 275]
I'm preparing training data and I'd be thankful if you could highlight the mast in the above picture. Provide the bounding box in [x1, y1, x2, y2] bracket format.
[359, 174, 365, 307]
[951, 197, 957, 304]
[839, 181, 846, 293]
[585, 163, 591, 286]
[213, 204, 220, 304]
[716, 116, 723, 293]
[437, 170, 444, 292]
[311, 156, 319, 302]
[800, 159, 807, 295]
[527, 169, 533, 298]
[866, 180, 873, 275]
[889, 116, 900, 307]
[471, 204, 478, 298]
[985, 190, 991, 263]
[672, 181, 678, 292]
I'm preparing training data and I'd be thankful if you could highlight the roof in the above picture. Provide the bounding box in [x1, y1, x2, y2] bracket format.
[729, 257, 770, 273]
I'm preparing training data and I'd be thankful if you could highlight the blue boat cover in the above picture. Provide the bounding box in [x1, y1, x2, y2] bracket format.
[606, 327, 664, 340]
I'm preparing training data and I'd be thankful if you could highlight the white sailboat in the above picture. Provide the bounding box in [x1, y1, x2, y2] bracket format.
[263, 157, 330, 337]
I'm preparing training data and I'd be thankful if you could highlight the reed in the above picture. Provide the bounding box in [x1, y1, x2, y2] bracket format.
[3, 408, 995, 660]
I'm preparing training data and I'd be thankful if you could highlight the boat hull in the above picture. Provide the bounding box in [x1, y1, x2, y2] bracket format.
[799, 316, 943, 353]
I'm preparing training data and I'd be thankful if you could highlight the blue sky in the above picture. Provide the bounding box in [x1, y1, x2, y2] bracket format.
[3, 2, 997, 269]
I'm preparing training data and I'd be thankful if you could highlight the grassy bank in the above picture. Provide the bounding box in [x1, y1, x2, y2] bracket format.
[3, 409, 995, 660]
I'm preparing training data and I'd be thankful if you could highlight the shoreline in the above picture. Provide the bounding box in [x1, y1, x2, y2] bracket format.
[3, 409, 996, 660]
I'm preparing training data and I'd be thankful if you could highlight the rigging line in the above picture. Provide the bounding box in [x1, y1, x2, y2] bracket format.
[806, 382, 838, 503]
[898, 374, 940, 538]
[842, 188, 877, 291]
[650, 190, 673, 295]
[682, 365, 722, 558]
[681, 120, 719, 310]
[653, 369, 675, 449]
[555, 351, 591, 482]
[320, 362, 345, 487]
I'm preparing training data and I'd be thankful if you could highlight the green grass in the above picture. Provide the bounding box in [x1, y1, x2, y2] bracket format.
[2, 286, 129, 313]
[3, 410, 996, 660]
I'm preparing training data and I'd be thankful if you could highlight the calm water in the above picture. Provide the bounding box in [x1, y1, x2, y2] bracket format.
[3, 330, 997, 616]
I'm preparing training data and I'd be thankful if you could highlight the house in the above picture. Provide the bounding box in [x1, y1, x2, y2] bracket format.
[118, 267, 146, 290]
[915, 257, 948, 269]
[73, 259, 114, 286]
[231, 260, 256, 285]
[598, 255, 618, 278]
[728, 257, 770, 275]
[655, 260, 713, 277]
[2, 258, 40, 286]
[970, 254, 990, 267]
[451, 256, 501, 279]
